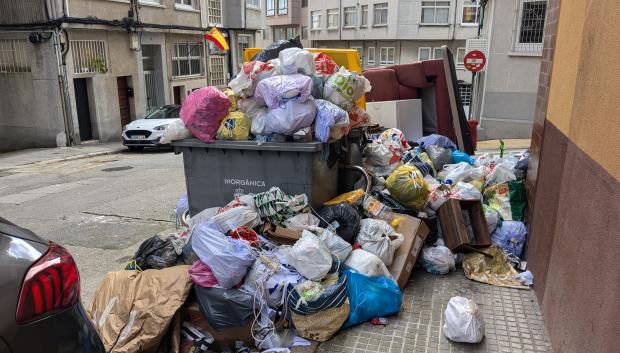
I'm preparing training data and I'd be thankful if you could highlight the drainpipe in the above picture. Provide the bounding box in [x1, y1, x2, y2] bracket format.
[53, 28, 75, 146]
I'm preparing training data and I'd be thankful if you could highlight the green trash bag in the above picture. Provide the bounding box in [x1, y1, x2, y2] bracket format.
[484, 180, 526, 221]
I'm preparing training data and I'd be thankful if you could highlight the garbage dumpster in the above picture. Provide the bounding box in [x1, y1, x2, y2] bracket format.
[173, 138, 339, 215]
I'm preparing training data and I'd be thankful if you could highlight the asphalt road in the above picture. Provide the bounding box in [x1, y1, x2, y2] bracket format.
[0, 149, 186, 303]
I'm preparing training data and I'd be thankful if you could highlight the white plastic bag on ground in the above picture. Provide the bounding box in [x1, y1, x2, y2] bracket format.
[344, 249, 393, 278]
[357, 218, 404, 266]
[283, 213, 320, 231]
[317, 228, 352, 264]
[159, 119, 193, 144]
[211, 194, 261, 233]
[263, 99, 317, 136]
[287, 231, 332, 281]
[191, 220, 255, 288]
[443, 296, 485, 343]
[450, 182, 482, 201]
[420, 246, 456, 275]
[279, 48, 316, 76]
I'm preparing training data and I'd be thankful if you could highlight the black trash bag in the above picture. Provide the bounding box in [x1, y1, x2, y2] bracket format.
[128, 235, 178, 270]
[179, 233, 199, 265]
[194, 286, 254, 331]
[318, 203, 361, 244]
[250, 36, 303, 62]
[371, 190, 417, 217]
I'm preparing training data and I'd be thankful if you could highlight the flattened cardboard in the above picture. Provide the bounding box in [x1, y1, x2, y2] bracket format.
[262, 222, 302, 245]
[438, 199, 491, 251]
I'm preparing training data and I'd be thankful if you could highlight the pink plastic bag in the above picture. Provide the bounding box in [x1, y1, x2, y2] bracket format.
[189, 260, 220, 288]
[180, 87, 231, 143]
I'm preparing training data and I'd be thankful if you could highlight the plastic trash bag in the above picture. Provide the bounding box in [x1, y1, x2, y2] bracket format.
[211, 195, 261, 233]
[254, 186, 309, 225]
[324, 189, 365, 206]
[176, 193, 189, 220]
[250, 37, 303, 62]
[189, 260, 219, 288]
[514, 270, 533, 286]
[250, 107, 270, 136]
[244, 254, 303, 308]
[263, 99, 317, 136]
[160, 118, 193, 144]
[194, 286, 255, 331]
[348, 104, 370, 128]
[314, 99, 349, 143]
[416, 134, 457, 150]
[255, 74, 313, 109]
[310, 75, 325, 99]
[485, 163, 517, 186]
[462, 245, 527, 288]
[450, 182, 482, 201]
[443, 296, 485, 343]
[317, 228, 352, 263]
[314, 52, 338, 75]
[341, 269, 402, 329]
[180, 86, 231, 143]
[323, 67, 372, 111]
[287, 231, 332, 281]
[437, 162, 473, 185]
[483, 204, 500, 233]
[229, 60, 281, 97]
[452, 149, 474, 165]
[426, 145, 453, 171]
[223, 88, 239, 111]
[484, 180, 526, 221]
[329, 112, 350, 140]
[187, 207, 220, 228]
[279, 48, 316, 75]
[283, 213, 320, 231]
[216, 111, 251, 140]
[129, 234, 179, 270]
[491, 221, 527, 257]
[191, 220, 255, 288]
[386, 164, 430, 211]
[357, 218, 404, 266]
[363, 140, 403, 176]
[317, 203, 361, 244]
[427, 184, 451, 211]
[344, 249, 392, 278]
[420, 246, 456, 275]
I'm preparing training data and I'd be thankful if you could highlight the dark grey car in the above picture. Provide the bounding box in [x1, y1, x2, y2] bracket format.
[0, 217, 104, 353]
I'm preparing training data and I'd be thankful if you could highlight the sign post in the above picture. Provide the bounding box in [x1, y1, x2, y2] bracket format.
[464, 50, 487, 120]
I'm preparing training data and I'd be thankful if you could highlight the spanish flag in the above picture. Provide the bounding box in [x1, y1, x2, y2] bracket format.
[204, 27, 229, 51]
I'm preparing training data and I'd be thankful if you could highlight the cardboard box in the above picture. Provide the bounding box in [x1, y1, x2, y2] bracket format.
[366, 99, 424, 140]
[262, 223, 302, 245]
[381, 212, 429, 289]
[438, 199, 491, 251]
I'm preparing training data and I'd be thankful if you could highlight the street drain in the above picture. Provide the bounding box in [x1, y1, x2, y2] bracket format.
[101, 166, 133, 172]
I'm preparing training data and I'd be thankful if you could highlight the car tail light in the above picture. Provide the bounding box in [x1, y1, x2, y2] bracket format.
[15, 242, 80, 324]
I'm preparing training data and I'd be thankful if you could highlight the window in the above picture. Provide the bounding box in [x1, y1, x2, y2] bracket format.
[208, 0, 222, 24]
[237, 34, 253, 65]
[311, 11, 322, 30]
[351, 47, 363, 65]
[344, 7, 357, 28]
[172, 42, 203, 77]
[418, 47, 431, 61]
[0, 39, 31, 73]
[327, 9, 339, 29]
[301, 0, 308, 7]
[459, 83, 472, 106]
[209, 56, 226, 86]
[379, 47, 395, 65]
[421, 1, 450, 24]
[273, 27, 296, 41]
[175, 0, 193, 8]
[139, 0, 161, 5]
[70, 40, 108, 75]
[246, 0, 259, 9]
[373, 3, 388, 26]
[433, 47, 443, 59]
[266, 0, 275, 16]
[462, 0, 480, 24]
[261, 29, 269, 40]
[278, 0, 288, 15]
[301, 26, 308, 39]
[367, 47, 375, 64]
[456, 47, 466, 68]
[514, 0, 547, 52]
[360, 5, 368, 27]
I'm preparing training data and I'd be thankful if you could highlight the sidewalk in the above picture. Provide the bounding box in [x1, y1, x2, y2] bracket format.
[0, 142, 125, 171]
[476, 139, 531, 154]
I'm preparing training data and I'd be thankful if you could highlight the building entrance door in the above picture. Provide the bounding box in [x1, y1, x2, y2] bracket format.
[73, 78, 93, 141]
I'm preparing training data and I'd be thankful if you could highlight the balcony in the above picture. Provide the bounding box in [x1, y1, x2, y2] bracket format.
[0, 0, 63, 25]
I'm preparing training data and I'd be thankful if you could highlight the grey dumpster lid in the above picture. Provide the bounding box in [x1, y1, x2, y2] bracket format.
[172, 138, 325, 152]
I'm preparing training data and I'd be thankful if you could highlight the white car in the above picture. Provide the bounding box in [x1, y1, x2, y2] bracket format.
[121, 105, 181, 151]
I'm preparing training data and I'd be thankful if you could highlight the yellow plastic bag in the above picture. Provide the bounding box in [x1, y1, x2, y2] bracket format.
[385, 164, 430, 210]
[223, 88, 239, 112]
[324, 189, 365, 206]
[216, 111, 250, 140]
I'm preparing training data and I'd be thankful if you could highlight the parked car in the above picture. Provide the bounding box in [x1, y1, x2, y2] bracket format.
[121, 105, 181, 151]
[0, 217, 104, 353]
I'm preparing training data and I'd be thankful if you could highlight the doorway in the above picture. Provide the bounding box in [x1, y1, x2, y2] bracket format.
[173, 86, 182, 105]
[117, 76, 131, 127]
[73, 78, 93, 141]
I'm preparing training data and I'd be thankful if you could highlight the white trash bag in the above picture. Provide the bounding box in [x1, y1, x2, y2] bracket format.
[344, 249, 393, 279]
[279, 48, 316, 76]
[317, 228, 352, 264]
[159, 119, 193, 144]
[450, 182, 482, 201]
[443, 296, 485, 343]
[357, 218, 404, 266]
[287, 231, 332, 281]
[420, 246, 456, 275]
[283, 213, 320, 231]
[211, 194, 261, 233]
[263, 99, 317, 136]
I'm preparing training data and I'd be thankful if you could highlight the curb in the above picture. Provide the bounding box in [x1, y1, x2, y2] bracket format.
[0, 148, 125, 172]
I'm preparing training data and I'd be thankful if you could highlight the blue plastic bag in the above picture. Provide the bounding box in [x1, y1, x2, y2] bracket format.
[341, 269, 402, 329]
[175, 193, 188, 219]
[451, 149, 475, 165]
[491, 221, 527, 257]
[416, 134, 457, 150]
[314, 99, 348, 143]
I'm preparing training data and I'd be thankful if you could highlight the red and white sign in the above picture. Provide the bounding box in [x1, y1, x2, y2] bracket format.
[464, 50, 486, 72]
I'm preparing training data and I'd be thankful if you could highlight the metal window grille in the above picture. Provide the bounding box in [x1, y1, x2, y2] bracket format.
[0, 0, 49, 25]
[421, 1, 450, 24]
[462, 1, 480, 24]
[373, 3, 388, 25]
[209, 56, 226, 86]
[367, 47, 375, 64]
[311, 11, 321, 29]
[144, 71, 157, 113]
[379, 47, 395, 65]
[266, 0, 275, 16]
[208, 0, 222, 24]
[237, 34, 252, 65]
[327, 9, 339, 29]
[459, 83, 472, 106]
[278, 0, 288, 15]
[360, 5, 368, 26]
[513, 0, 547, 52]
[0, 39, 31, 74]
[70, 40, 108, 75]
[172, 42, 203, 77]
[344, 7, 357, 27]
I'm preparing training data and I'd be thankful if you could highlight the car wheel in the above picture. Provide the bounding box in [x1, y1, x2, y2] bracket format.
[128, 146, 144, 152]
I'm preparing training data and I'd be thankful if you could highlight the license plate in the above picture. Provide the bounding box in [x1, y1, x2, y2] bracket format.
[133, 135, 146, 140]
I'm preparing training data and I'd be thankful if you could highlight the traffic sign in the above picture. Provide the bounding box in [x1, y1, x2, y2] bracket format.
[464, 50, 486, 72]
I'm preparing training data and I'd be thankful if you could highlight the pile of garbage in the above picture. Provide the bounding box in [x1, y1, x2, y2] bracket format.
[161, 38, 371, 145]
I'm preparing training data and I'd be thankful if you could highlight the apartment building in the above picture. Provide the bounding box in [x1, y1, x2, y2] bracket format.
[0, 0, 262, 151]
[262, 0, 311, 48]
